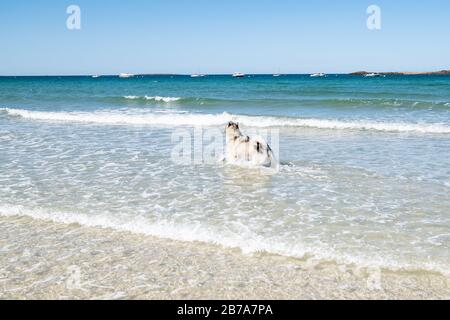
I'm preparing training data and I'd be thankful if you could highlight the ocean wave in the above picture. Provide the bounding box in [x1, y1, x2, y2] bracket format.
[123, 95, 181, 102]
[1, 204, 449, 277]
[1, 107, 450, 134]
[299, 98, 450, 109]
[119, 95, 239, 106]
[116, 96, 450, 109]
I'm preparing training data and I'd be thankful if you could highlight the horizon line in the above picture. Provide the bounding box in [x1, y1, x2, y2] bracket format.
[1, 70, 450, 77]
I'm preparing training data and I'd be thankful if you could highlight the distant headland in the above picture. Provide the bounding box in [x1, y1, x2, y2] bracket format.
[348, 70, 450, 76]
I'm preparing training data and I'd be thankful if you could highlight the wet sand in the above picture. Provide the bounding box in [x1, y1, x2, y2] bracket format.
[0, 215, 449, 300]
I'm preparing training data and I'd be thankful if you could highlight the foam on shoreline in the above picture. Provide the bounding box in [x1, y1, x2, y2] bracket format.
[2, 107, 450, 134]
[1, 204, 449, 278]
[0, 214, 448, 299]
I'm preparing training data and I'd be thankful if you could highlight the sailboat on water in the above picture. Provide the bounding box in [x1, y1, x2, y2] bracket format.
[310, 73, 326, 77]
[364, 73, 383, 77]
[119, 73, 135, 78]
[273, 68, 281, 77]
[190, 74, 205, 78]
[232, 72, 245, 78]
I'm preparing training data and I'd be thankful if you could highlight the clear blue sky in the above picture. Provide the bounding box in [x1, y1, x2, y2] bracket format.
[0, 0, 449, 75]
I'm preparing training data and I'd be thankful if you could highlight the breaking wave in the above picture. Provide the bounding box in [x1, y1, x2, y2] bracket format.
[117, 96, 450, 109]
[1, 204, 449, 277]
[123, 95, 181, 102]
[1, 107, 450, 134]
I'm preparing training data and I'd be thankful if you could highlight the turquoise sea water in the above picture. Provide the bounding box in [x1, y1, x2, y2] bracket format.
[1, 75, 449, 275]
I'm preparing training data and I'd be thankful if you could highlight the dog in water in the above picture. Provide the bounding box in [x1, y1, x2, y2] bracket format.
[225, 121, 277, 168]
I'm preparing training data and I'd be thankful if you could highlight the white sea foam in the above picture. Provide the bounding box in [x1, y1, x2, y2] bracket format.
[1, 107, 450, 134]
[123, 95, 181, 102]
[1, 204, 449, 276]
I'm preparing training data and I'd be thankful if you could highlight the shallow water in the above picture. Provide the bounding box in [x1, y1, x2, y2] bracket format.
[1, 75, 449, 276]
[1, 215, 449, 299]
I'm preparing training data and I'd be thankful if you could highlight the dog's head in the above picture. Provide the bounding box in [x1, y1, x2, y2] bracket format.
[227, 121, 239, 129]
[226, 121, 242, 141]
[226, 121, 241, 136]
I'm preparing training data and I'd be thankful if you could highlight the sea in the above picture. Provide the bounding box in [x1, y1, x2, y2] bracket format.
[1, 74, 449, 277]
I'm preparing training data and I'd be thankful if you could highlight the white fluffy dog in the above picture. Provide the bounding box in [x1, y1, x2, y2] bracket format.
[225, 121, 276, 168]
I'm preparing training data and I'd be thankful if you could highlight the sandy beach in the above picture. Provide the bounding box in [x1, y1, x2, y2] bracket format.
[1, 215, 448, 300]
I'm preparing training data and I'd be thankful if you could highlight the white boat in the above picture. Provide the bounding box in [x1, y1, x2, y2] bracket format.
[364, 73, 382, 77]
[91, 75, 100, 78]
[190, 74, 205, 78]
[310, 73, 326, 77]
[273, 74, 281, 77]
[232, 72, 245, 78]
[119, 73, 135, 78]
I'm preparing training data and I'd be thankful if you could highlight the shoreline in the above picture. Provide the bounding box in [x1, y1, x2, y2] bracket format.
[1, 215, 449, 299]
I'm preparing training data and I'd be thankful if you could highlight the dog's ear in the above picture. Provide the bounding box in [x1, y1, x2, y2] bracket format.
[227, 121, 232, 127]
[256, 141, 261, 153]
[236, 122, 239, 129]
